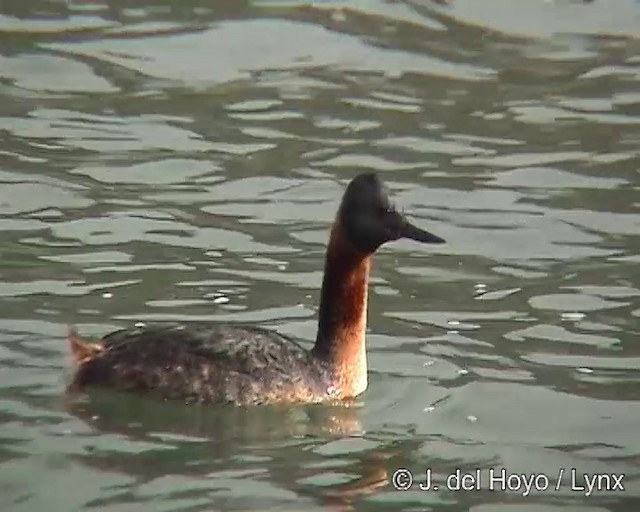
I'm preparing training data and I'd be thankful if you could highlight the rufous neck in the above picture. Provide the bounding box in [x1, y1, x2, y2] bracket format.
[312, 223, 370, 397]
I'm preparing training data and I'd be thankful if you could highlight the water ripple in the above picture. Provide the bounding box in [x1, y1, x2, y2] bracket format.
[0, 1, 638, 511]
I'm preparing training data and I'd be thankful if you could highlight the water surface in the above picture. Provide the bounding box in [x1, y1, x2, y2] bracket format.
[1, 1, 639, 511]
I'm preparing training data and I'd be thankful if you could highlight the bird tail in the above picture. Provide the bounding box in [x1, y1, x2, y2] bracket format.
[67, 327, 103, 365]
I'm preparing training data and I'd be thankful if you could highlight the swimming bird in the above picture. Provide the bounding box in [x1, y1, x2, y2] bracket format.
[67, 172, 445, 406]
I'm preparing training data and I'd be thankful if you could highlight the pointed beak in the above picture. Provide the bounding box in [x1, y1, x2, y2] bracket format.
[399, 218, 445, 244]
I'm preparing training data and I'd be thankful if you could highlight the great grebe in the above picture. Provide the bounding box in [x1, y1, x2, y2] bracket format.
[67, 172, 445, 405]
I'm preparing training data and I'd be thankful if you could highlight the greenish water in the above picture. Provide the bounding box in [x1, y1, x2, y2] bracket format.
[1, 1, 639, 511]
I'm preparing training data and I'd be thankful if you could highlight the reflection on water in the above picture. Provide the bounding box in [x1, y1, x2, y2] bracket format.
[1, 0, 639, 511]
